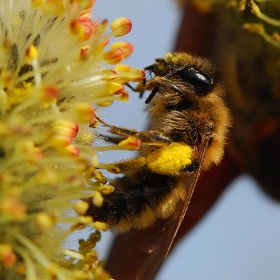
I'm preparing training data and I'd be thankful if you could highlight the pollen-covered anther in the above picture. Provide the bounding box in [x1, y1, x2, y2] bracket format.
[99, 19, 108, 34]
[59, 144, 80, 157]
[238, 0, 246, 12]
[119, 136, 141, 150]
[41, 0, 65, 16]
[101, 69, 118, 81]
[79, 216, 93, 226]
[79, 45, 91, 60]
[16, 141, 43, 161]
[110, 17, 132, 37]
[89, 231, 101, 242]
[120, 90, 129, 102]
[0, 196, 27, 220]
[41, 85, 59, 103]
[17, 264, 26, 275]
[93, 221, 109, 231]
[24, 45, 38, 65]
[75, 201, 89, 215]
[46, 265, 58, 277]
[50, 120, 79, 147]
[63, 120, 79, 137]
[110, 41, 134, 58]
[71, 216, 93, 230]
[36, 212, 56, 229]
[91, 40, 109, 57]
[74, 103, 97, 123]
[0, 244, 17, 268]
[243, 23, 265, 34]
[249, 1, 261, 16]
[53, 120, 79, 138]
[97, 100, 113, 107]
[102, 48, 124, 65]
[106, 82, 124, 95]
[92, 191, 103, 207]
[98, 184, 114, 195]
[71, 223, 86, 231]
[79, 237, 96, 251]
[272, 32, 280, 42]
[113, 68, 145, 84]
[128, 69, 145, 82]
[89, 118, 99, 128]
[69, 17, 97, 42]
[114, 64, 131, 72]
[84, 252, 98, 265]
[103, 164, 120, 174]
[93, 171, 107, 184]
[0, 71, 14, 88]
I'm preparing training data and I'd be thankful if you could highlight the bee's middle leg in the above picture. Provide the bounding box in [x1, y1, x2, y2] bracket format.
[99, 119, 172, 145]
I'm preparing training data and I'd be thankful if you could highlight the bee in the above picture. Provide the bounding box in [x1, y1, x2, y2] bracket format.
[86, 52, 231, 279]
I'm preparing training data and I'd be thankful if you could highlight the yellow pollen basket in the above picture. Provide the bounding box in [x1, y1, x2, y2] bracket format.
[146, 142, 193, 176]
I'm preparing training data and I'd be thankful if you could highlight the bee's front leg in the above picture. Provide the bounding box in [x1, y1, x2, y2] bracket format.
[98, 118, 172, 145]
[109, 125, 171, 145]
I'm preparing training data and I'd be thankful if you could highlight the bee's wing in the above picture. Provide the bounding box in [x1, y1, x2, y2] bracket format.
[136, 137, 210, 280]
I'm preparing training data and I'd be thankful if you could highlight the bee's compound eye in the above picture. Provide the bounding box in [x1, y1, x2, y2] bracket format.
[180, 70, 212, 89]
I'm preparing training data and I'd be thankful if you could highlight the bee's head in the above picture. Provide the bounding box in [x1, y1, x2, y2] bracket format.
[144, 53, 216, 104]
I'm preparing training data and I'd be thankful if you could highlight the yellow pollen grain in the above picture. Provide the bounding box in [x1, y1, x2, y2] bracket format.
[98, 184, 114, 195]
[93, 221, 109, 231]
[92, 191, 103, 207]
[146, 142, 193, 176]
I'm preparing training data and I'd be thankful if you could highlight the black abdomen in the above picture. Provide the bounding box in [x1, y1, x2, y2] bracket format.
[86, 169, 178, 232]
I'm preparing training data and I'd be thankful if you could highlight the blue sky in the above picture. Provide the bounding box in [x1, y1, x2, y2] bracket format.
[83, 1, 280, 279]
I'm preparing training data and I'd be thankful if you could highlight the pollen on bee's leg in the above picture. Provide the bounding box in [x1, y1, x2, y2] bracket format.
[146, 142, 193, 176]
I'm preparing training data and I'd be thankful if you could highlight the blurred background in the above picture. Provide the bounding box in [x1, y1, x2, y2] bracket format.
[73, 1, 280, 279]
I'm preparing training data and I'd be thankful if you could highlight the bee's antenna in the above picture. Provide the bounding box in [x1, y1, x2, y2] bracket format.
[144, 65, 195, 104]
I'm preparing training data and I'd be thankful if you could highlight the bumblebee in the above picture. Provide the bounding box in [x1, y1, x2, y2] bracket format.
[86, 52, 231, 279]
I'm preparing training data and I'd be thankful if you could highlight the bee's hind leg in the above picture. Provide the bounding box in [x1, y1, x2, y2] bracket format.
[113, 157, 147, 173]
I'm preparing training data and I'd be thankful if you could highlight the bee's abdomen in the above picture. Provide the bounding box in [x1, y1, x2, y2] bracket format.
[85, 170, 179, 232]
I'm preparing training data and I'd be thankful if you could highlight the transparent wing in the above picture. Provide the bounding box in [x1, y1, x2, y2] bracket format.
[136, 137, 210, 280]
